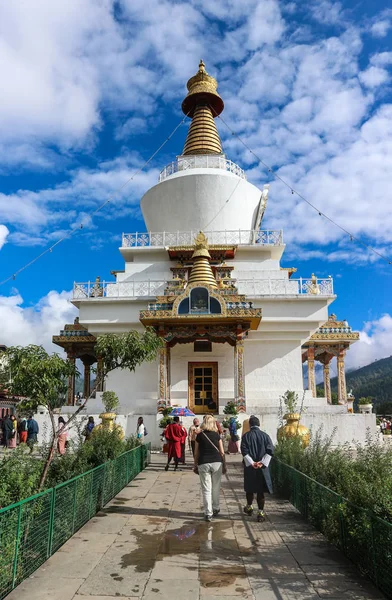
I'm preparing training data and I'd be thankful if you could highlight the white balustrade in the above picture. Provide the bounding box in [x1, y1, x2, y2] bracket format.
[159, 156, 247, 182]
[122, 229, 284, 248]
[72, 277, 334, 300]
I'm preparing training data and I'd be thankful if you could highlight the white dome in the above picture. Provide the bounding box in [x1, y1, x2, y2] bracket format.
[141, 168, 263, 234]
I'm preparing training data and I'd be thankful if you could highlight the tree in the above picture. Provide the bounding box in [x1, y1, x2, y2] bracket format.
[2, 345, 78, 488]
[2, 328, 163, 490]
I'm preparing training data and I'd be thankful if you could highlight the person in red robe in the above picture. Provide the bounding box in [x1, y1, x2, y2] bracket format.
[164, 417, 187, 471]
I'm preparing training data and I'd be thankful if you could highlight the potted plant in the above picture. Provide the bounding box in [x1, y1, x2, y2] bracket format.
[277, 390, 309, 447]
[99, 391, 121, 432]
[358, 397, 373, 414]
[222, 401, 241, 431]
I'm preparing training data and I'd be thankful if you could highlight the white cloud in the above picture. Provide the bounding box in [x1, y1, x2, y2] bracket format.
[370, 20, 392, 39]
[359, 66, 390, 88]
[0, 225, 9, 249]
[0, 156, 159, 244]
[346, 314, 392, 370]
[310, 1, 345, 25]
[0, 290, 77, 352]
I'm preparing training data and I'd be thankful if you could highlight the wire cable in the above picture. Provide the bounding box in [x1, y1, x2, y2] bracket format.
[215, 111, 391, 265]
[0, 114, 189, 286]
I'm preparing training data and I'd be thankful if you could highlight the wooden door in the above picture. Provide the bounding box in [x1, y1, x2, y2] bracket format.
[188, 362, 218, 414]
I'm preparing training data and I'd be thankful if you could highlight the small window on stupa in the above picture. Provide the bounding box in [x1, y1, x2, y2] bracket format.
[194, 340, 212, 352]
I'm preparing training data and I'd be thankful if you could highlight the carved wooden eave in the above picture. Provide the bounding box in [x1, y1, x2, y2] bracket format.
[301, 314, 359, 362]
[52, 318, 97, 360]
[167, 245, 237, 261]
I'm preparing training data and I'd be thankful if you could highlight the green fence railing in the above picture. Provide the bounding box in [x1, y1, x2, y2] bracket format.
[272, 458, 392, 600]
[0, 443, 150, 600]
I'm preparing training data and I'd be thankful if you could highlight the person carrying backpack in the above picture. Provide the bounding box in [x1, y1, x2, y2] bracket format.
[18, 417, 28, 444]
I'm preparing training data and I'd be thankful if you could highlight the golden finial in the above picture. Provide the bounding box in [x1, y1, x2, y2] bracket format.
[182, 60, 224, 118]
[181, 61, 224, 155]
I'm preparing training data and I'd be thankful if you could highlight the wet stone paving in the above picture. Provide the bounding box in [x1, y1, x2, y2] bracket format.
[8, 454, 384, 600]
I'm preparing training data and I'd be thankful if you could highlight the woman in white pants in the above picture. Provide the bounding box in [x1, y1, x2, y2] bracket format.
[194, 415, 226, 522]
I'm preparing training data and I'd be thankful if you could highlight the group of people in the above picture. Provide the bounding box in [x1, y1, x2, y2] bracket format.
[164, 413, 274, 523]
[0, 413, 97, 455]
[380, 418, 392, 434]
[0, 414, 39, 451]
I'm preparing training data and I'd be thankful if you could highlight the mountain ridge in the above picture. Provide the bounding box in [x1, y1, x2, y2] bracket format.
[330, 355, 392, 404]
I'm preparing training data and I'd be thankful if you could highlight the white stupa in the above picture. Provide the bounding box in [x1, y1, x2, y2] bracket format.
[56, 61, 375, 446]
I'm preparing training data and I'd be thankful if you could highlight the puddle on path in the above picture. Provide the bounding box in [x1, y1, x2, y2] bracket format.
[120, 519, 254, 586]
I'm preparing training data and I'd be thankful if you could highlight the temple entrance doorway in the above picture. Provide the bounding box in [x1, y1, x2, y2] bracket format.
[188, 362, 218, 414]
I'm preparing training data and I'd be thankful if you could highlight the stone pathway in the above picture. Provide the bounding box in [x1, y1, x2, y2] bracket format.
[7, 454, 384, 600]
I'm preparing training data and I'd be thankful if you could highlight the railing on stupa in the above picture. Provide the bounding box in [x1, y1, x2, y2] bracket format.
[72, 277, 334, 300]
[158, 156, 247, 182]
[122, 229, 283, 248]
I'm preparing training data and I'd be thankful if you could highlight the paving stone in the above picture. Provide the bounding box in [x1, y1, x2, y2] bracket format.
[143, 578, 199, 600]
[32, 549, 102, 579]
[5, 577, 84, 600]
[58, 532, 117, 554]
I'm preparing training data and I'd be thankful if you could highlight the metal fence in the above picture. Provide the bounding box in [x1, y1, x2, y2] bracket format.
[272, 458, 392, 600]
[0, 444, 150, 600]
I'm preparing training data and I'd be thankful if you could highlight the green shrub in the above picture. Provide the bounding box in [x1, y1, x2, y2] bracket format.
[358, 397, 373, 405]
[0, 446, 43, 508]
[101, 390, 120, 413]
[0, 429, 140, 506]
[275, 428, 392, 523]
[158, 406, 173, 429]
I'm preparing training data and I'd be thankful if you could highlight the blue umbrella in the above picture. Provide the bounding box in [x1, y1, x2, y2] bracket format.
[170, 407, 196, 417]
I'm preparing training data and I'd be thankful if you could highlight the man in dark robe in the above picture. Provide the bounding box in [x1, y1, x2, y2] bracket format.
[2, 415, 14, 447]
[164, 416, 187, 471]
[240, 416, 274, 522]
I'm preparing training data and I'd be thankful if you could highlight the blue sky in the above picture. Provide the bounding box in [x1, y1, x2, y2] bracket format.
[0, 0, 391, 369]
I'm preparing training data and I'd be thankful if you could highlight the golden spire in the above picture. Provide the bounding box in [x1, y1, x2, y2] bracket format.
[187, 232, 218, 288]
[182, 60, 224, 156]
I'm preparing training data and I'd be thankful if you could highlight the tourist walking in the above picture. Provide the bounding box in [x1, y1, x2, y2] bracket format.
[241, 416, 274, 522]
[57, 416, 68, 455]
[188, 418, 201, 456]
[3, 414, 14, 448]
[8, 415, 18, 448]
[18, 417, 28, 444]
[227, 416, 240, 454]
[164, 416, 187, 471]
[83, 416, 95, 441]
[27, 414, 39, 453]
[136, 416, 146, 443]
[194, 415, 226, 522]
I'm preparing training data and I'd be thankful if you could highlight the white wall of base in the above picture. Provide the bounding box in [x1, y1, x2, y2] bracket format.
[32, 408, 377, 452]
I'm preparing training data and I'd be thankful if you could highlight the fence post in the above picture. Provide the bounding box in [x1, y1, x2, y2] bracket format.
[369, 513, 379, 587]
[126, 452, 130, 483]
[12, 503, 23, 588]
[88, 471, 94, 519]
[71, 479, 77, 533]
[101, 462, 106, 508]
[47, 488, 56, 558]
